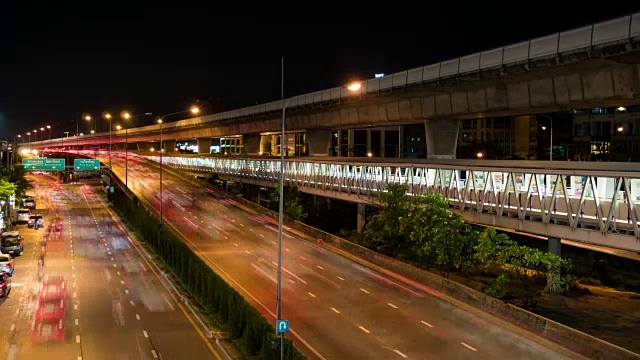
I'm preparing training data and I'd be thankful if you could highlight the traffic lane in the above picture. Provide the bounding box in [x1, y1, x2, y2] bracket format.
[109, 156, 576, 358]
[78, 188, 220, 360]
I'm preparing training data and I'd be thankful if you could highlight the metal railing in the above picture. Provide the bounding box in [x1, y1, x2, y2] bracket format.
[147, 155, 640, 252]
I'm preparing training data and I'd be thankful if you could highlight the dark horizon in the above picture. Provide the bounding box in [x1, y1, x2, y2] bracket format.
[1, 3, 639, 138]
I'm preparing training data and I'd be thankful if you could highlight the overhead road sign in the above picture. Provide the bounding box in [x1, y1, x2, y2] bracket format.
[23, 158, 65, 171]
[74, 159, 100, 171]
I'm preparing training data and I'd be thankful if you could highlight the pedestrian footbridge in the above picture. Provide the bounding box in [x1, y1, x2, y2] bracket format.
[148, 155, 640, 253]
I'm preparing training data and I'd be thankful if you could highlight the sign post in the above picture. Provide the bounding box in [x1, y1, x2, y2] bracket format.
[74, 159, 100, 171]
[23, 158, 65, 171]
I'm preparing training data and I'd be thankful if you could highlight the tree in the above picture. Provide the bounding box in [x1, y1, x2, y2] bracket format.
[1, 165, 32, 200]
[363, 183, 415, 256]
[270, 183, 307, 222]
[0, 179, 16, 201]
[408, 194, 478, 277]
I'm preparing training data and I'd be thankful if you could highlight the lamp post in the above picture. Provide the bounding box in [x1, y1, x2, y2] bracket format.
[156, 106, 199, 225]
[104, 113, 113, 167]
[26, 132, 31, 150]
[539, 114, 554, 161]
[33, 130, 38, 143]
[116, 124, 128, 186]
[46, 125, 51, 147]
[276, 57, 361, 358]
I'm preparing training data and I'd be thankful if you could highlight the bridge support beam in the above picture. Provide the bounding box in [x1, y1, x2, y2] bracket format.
[243, 133, 260, 155]
[546, 237, 563, 294]
[357, 203, 366, 233]
[307, 129, 331, 156]
[424, 119, 459, 159]
[197, 138, 211, 154]
[163, 140, 177, 153]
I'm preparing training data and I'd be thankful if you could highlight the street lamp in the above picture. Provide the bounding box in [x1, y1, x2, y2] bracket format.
[117, 123, 129, 187]
[33, 129, 38, 143]
[104, 113, 113, 167]
[46, 125, 51, 147]
[26, 132, 31, 150]
[539, 114, 554, 161]
[275, 57, 361, 358]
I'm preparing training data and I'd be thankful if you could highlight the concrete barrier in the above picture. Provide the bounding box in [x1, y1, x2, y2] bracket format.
[163, 164, 640, 359]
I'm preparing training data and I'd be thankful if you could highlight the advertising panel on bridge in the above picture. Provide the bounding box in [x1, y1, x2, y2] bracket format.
[74, 159, 100, 171]
[23, 158, 65, 171]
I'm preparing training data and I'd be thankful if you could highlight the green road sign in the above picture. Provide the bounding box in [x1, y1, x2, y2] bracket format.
[23, 158, 65, 171]
[74, 159, 100, 171]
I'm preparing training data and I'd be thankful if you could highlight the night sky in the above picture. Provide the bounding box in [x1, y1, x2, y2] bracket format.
[1, 2, 639, 139]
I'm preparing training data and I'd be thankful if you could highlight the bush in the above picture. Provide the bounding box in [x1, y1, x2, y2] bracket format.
[109, 186, 306, 360]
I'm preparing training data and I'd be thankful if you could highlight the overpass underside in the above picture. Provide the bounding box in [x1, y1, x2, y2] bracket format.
[145, 154, 640, 253]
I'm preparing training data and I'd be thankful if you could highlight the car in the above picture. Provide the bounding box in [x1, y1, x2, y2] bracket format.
[21, 197, 36, 210]
[34, 299, 66, 322]
[0, 254, 14, 276]
[39, 281, 66, 303]
[0, 272, 11, 297]
[27, 215, 44, 229]
[30, 318, 64, 343]
[16, 209, 31, 224]
[1, 231, 23, 255]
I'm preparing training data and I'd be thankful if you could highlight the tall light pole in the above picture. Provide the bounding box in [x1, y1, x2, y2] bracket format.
[116, 124, 129, 186]
[104, 113, 113, 167]
[539, 114, 554, 161]
[46, 125, 51, 147]
[276, 57, 360, 358]
[26, 132, 31, 150]
[33, 129, 38, 143]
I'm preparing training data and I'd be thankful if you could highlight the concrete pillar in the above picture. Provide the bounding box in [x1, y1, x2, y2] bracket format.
[380, 130, 385, 157]
[337, 131, 343, 157]
[197, 138, 212, 154]
[243, 133, 260, 155]
[424, 119, 460, 159]
[163, 140, 177, 153]
[546, 237, 563, 293]
[514, 115, 534, 159]
[306, 129, 331, 156]
[357, 203, 366, 233]
[366, 130, 372, 153]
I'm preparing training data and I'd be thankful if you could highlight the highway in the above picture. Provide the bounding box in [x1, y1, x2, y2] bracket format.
[104, 151, 587, 360]
[0, 173, 220, 360]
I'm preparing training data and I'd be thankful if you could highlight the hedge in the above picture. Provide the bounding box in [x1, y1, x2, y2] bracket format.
[109, 187, 306, 360]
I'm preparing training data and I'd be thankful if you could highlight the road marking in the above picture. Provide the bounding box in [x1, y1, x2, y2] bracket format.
[260, 234, 264, 237]
[307, 292, 316, 298]
[72, 274, 75, 278]
[271, 240, 276, 245]
[143, 330, 149, 338]
[224, 236, 228, 240]
[10, 324, 15, 331]
[358, 326, 370, 334]
[72, 266, 75, 270]
[239, 223, 244, 227]
[76, 335, 81, 343]
[288, 279, 295, 284]
[461, 342, 477, 351]
[130, 301, 135, 306]
[73, 293, 77, 298]
[285, 248, 290, 252]
[120, 280, 125, 285]
[249, 229, 253, 232]
[136, 314, 140, 320]
[394, 349, 407, 358]
[151, 350, 159, 359]
[360, 288, 369, 294]
[316, 265, 324, 270]
[244, 250, 250, 255]
[331, 308, 340, 314]
[117, 271, 120, 276]
[300, 256, 307, 260]
[75, 318, 79, 326]
[233, 243, 238, 247]
[72, 282, 76, 287]
[74, 304, 78, 310]
[111, 257, 114, 261]
[388, 303, 398, 309]
[337, 276, 345, 281]
[113, 264, 117, 267]
[421, 320, 433, 328]
[125, 289, 129, 294]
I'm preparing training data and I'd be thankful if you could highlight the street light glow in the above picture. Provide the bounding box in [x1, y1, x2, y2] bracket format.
[190, 106, 200, 114]
[90, 130, 95, 134]
[618, 126, 624, 132]
[84, 115, 91, 121]
[157, 119, 163, 124]
[40, 127, 44, 131]
[122, 111, 131, 120]
[541, 126, 547, 130]
[617, 106, 626, 112]
[116, 125, 122, 130]
[104, 113, 112, 119]
[46, 125, 51, 129]
[347, 82, 362, 91]
[477, 152, 484, 158]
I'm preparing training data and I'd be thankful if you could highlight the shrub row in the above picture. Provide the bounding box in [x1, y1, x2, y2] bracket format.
[109, 187, 306, 359]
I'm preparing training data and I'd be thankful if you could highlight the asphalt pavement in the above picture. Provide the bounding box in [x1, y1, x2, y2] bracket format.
[103, 152, 588, 360]
[0, 173, 220, 360]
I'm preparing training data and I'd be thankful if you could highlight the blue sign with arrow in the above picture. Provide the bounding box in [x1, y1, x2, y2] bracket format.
[276, 320, 289, 333]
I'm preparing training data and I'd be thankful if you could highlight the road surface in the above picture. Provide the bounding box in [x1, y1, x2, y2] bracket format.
[105, 152, 586, 360]
[0, 173, 220, 360]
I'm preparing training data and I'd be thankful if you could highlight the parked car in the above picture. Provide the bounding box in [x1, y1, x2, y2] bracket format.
[0, 272, 11, 297]
[28, 215, 44, 229]
[1, 231, 23, 255]
[21, 197, 36, 210]
[0, 254, 14, 276]
[16, 209, 31, 224]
